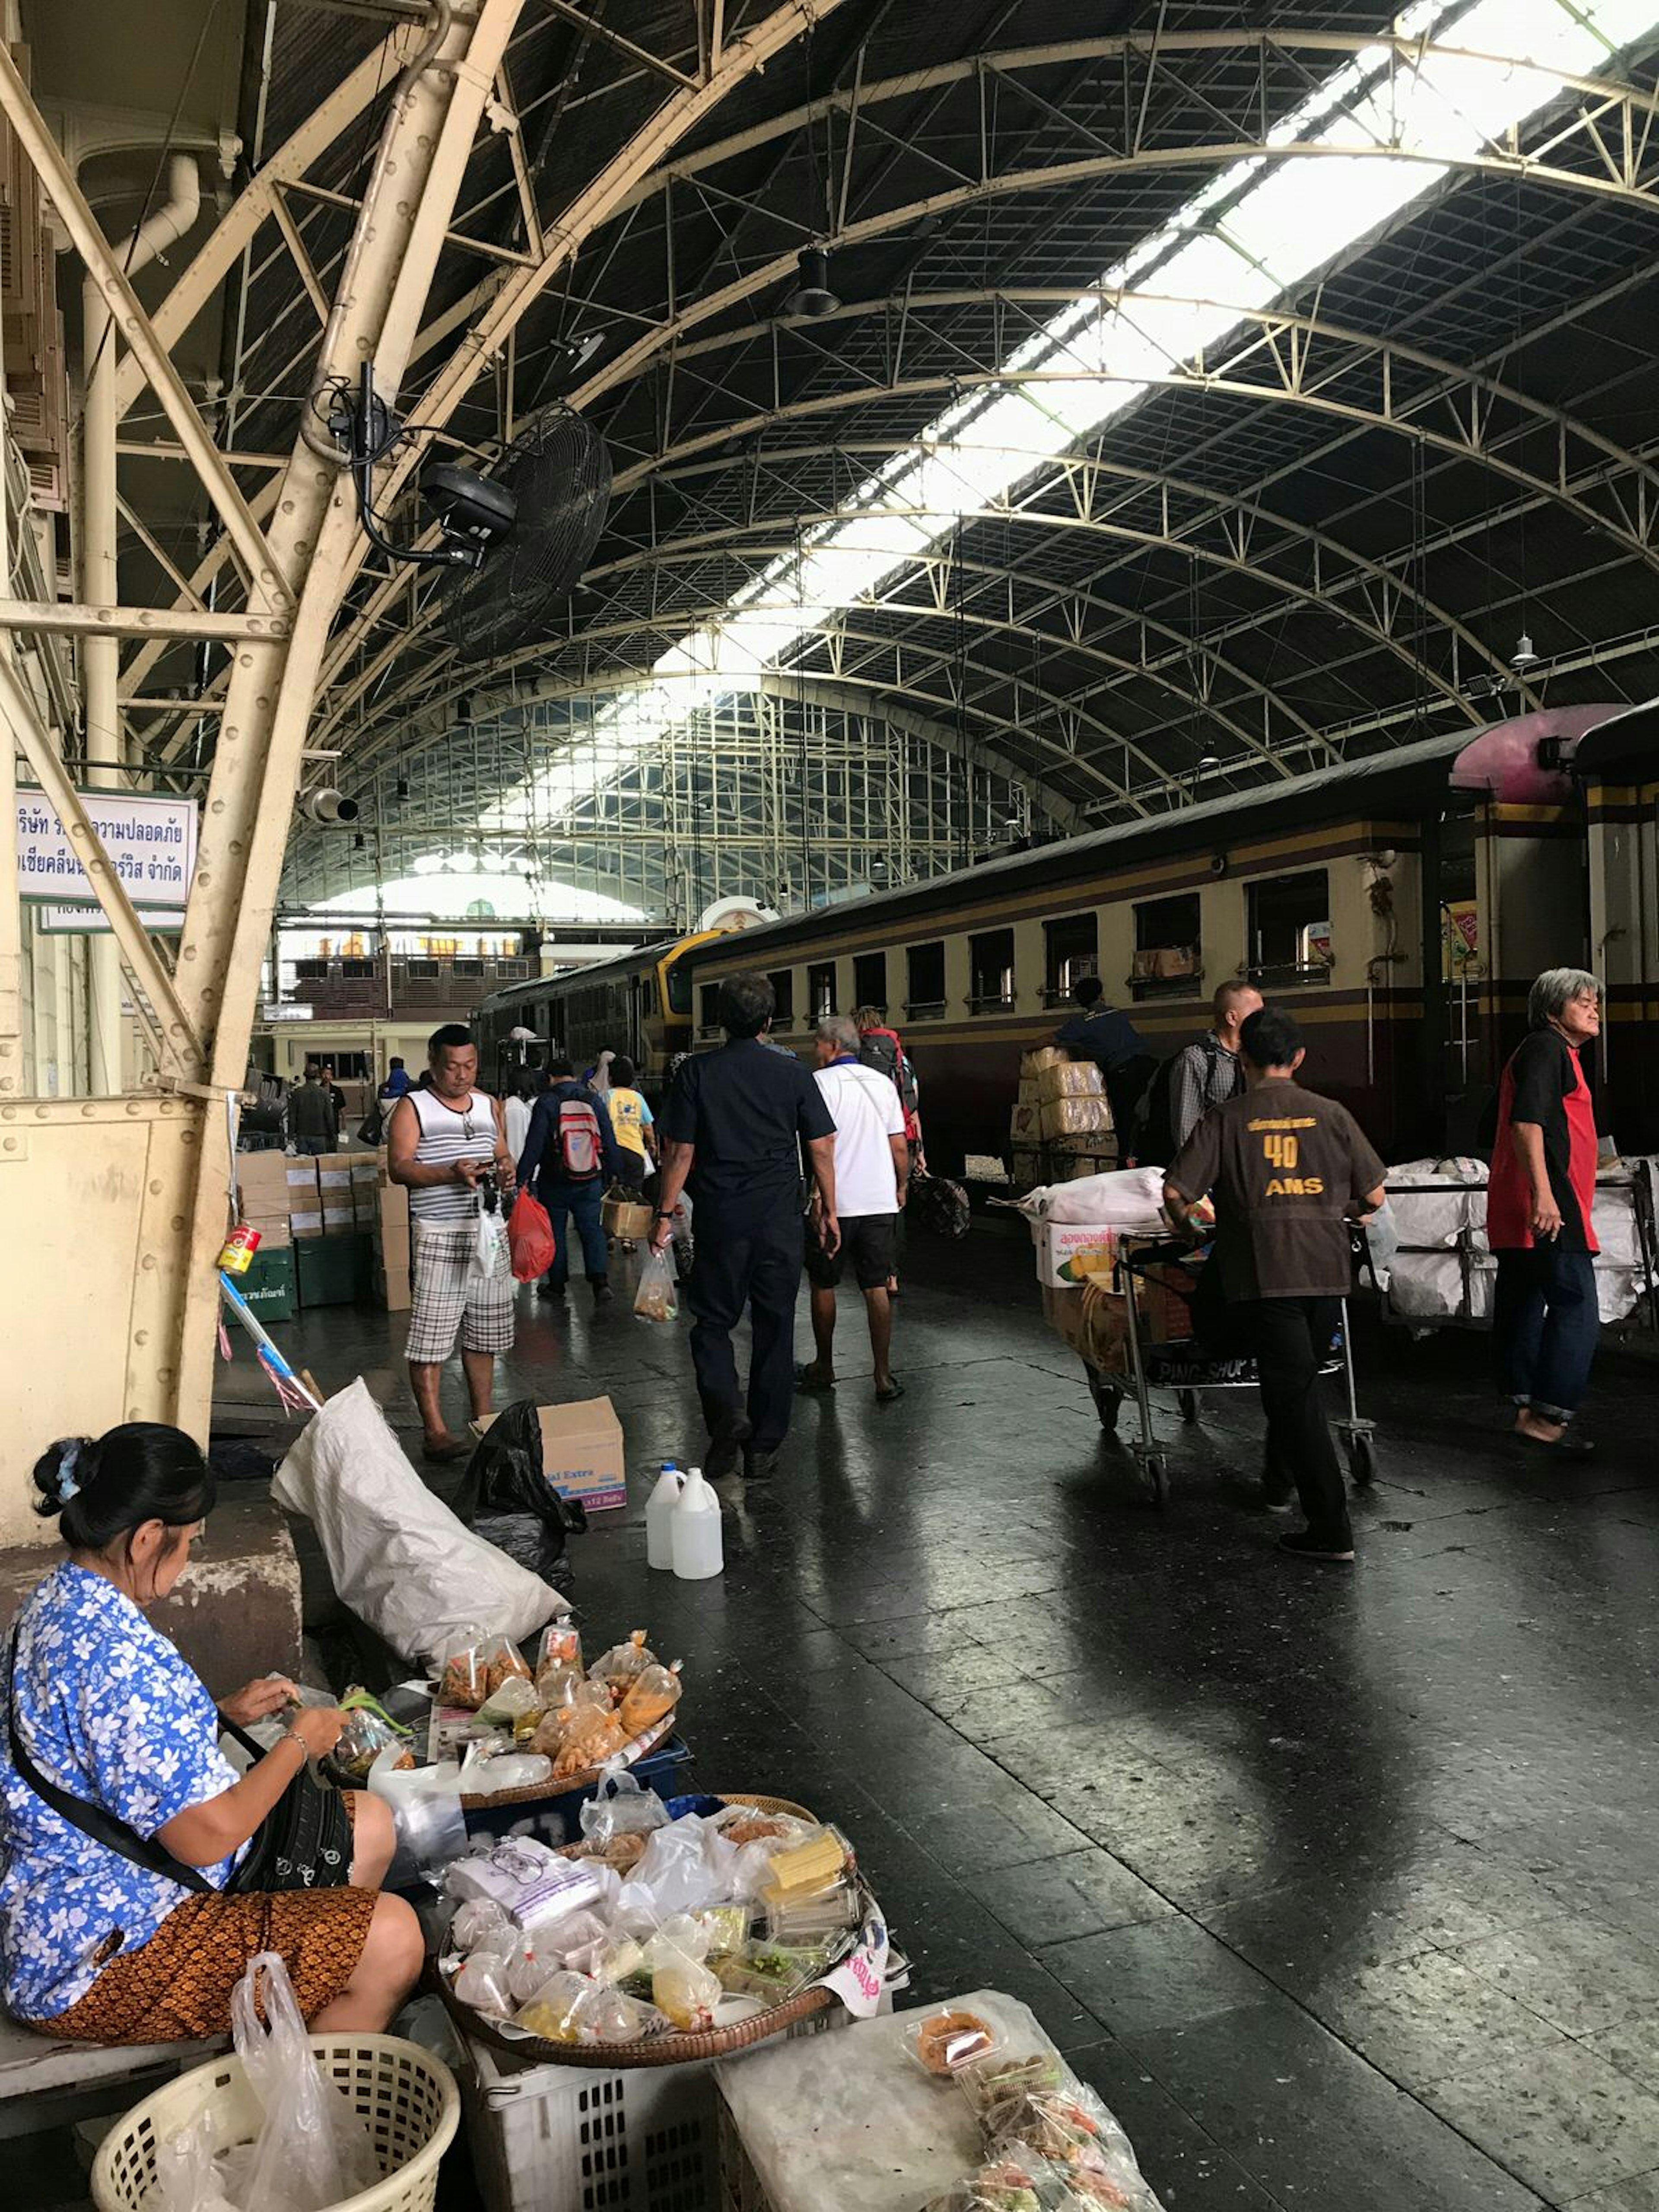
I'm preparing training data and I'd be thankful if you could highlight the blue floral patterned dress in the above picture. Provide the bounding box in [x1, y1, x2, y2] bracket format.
[0, 1562, 245, 2019]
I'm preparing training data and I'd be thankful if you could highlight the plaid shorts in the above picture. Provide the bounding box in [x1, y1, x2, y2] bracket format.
[406, 1218, 515, 1363]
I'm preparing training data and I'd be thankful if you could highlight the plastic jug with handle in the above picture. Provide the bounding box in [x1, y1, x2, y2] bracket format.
[646, 1462, 683, 1570]
[670, 1466, 723, 1581]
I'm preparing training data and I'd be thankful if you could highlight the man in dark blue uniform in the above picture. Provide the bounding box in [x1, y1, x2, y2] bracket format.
[650, 973, 839, 1481]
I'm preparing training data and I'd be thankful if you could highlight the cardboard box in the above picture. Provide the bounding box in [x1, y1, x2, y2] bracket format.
[321, 1205, 356, 1234]
[375, 1264, 412, 1313]
[1139, 1259, 1195, 1345]
[1009, 1100, 1041, 1145]
[236, 1153, 292, 1208]
[1048, 1131, 1119, 1159]
[1017, 1076, 1039, 1105]
[378, 1182, 410, 1227]
[1033, 1218, 1122, 1288]
[1019, 1046, 1067, 1078]
[1131, 945, 1198, 981]
[286, 1163, 321, 1208]
[245, 1214, 292, 1251]
[316, 1159, 353, 1195]
[289, 1209, 325, 1239]
[601, 1189, 653, 1241]
[376, 1220, 411, 1271]
[469, 1396, 627, 1514]
[1039, 1095, 1113, 1142]
[296, 1230, 372, 1308]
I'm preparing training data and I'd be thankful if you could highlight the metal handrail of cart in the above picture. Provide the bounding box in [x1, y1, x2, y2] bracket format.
[1082, 1231, 1375, 1509]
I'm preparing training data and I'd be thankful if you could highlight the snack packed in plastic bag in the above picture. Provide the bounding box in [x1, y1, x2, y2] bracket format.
[588, 1629, 656, 1700]
[481, 1633, 533, 1698]
[908, 2009, 1003, 2078]
[580, 1768, 672, 1845]
[642, 1914, 721, 2031]
[477, 1673, 541, 1724]
[515, 1969, 665, 2047]
[552, 1704, 626, 1777]
[450, 1897, 512, 1952]
[453, 1950, 515, 2017]
[711, 1805, 807, 1850]
[332, 1701, 413, 1779]
[755, 1826, 847, 1906]
[633, 1248, 679, 1322]
[534, 1661, 585, 1717]
[762, 1877, 861, 1942]
[617, 1659, 683, 1737]
[920, 2151, 1054, 2212]
[571, 1829, 650, 1873]
[960, 2053, 1067, 2126]
[980, 2079, 1150, 2195]
[435, 1624, 488, 1710]
[536, 1616, 583, 1681]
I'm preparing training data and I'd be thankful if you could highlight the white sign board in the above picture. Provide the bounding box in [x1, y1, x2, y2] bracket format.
[16, 788, 197, 910]
[39, 904, 185, 935]
[262, 1003, 315, 1022]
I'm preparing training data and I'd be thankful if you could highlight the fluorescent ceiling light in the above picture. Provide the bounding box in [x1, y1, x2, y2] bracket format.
[485, 0, 1654, 837]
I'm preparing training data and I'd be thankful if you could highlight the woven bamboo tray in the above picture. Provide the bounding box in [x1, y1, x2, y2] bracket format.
[438, 1792, 852, 2067]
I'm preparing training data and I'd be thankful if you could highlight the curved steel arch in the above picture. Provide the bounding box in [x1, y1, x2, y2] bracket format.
[311, 38, 1659, 696]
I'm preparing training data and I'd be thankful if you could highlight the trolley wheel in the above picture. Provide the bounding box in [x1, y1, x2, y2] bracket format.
[1347, 1433, 1377, 1487]
[1083, 1363, 1123, 1433]
[1176, 1389, 1198, 1422]
[1143, 1453, 1170, 1510]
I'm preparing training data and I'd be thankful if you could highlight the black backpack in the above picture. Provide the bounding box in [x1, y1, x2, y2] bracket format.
[1133, 1036, 1237, 1166]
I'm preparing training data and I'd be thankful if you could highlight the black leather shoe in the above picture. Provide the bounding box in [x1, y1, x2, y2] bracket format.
[536, 1280, 565, 1301]
[742, 1446, 780, 1482]
[706, 1417, 753, 1481]
[591, 1280, 614, 1306]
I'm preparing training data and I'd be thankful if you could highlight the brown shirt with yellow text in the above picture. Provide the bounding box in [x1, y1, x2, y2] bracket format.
[1165, 1077, 1386, 1299]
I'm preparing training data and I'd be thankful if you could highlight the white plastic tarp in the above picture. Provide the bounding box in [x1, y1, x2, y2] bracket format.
[1017, 1165, 1168, 1228]
[273, 1378, 564, 1661]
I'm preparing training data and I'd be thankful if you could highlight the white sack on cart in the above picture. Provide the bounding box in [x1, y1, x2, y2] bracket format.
[1385, 1251, 1466, 1321]
[1597, 1264, 1645, 1324]
[1021, 1165, 1167, 1228]
[273, 1378, 563, 1659]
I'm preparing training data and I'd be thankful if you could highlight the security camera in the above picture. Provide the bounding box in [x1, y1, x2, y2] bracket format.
[297, 788, 359, 826]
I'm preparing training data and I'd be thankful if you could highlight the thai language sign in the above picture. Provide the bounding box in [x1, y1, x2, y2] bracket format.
[16, 788, 197, 909]
[38, 904, 185, 935]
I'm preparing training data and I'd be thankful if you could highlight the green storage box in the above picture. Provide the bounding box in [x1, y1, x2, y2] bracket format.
[237, 1246, 296, 1325]
[296, 1231, 372, 1309]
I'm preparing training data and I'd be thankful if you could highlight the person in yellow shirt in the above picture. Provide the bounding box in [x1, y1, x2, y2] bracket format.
[606, 1057, 657, 1247]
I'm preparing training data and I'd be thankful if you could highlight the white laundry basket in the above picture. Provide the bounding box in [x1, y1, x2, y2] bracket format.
[91, 2033, 459, 2212]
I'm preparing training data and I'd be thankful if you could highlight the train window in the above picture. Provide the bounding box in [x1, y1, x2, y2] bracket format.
[852, 950, 886, 1014]
[807, 962, 836, 1022]
[699, 982, 722, 1037]
[1043, 914, 1097, 1006]
[666, 964, 693, 1016]
[294, 957, 327, 981]
[407, 958, 439, 980]
[340, 957, 377, 981]
[1131, 893, 1202, 999]
[968, 928, 1016, 1013]
[906, 941, 946, 1018]
[1247, 871, 1331, 987]
[767, 969, 796, 1027]
[452, 957, 484, 980]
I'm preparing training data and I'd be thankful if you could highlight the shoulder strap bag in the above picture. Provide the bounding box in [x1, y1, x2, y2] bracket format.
[6, 1637, 351, 1896]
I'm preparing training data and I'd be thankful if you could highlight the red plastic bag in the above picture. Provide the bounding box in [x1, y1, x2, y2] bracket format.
[508, 1189, 555, 1281]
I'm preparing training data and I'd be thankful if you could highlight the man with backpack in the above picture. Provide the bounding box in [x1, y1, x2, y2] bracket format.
[517, 1055, 626, 1307]
[1136, 982, 1264, 1164]
[853, 1004, 922, 1293]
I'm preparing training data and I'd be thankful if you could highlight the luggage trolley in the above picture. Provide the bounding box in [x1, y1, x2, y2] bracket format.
[1081, 1232, 1376, 1508]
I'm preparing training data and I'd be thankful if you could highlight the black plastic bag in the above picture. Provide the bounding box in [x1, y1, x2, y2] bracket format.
[909, 1170, 971, 1240]
[453, 1399, 585, 1588]
[357, 1105, 385, 1146]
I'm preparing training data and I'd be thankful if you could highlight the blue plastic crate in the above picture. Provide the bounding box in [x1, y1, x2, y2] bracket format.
[460, 1734, 693, 1850]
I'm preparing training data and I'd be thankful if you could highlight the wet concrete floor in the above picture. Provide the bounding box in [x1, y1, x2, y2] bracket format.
[238, 1218, 1659, 2209]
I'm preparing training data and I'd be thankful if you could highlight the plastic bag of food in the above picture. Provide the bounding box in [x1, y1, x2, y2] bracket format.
[618, 1660, 683, 1737]
[588, 1630, 656, 1698]
[580, 1768, 672, 1847]
[332, 1702, 412, 1780]
[481, 1634, 533, 1699]
[516, 1970, 665, 2047]
[633, 1249, 679, 1322]
[435, 1624, 488, 1710]
[690, 1902, 749, 1960]
[478, 1673, 541, 1725]
[458, 1747, 553, 1796]
[453, 1948, 515, 2017]
[537, 1617, 583, 1681]
[920, 2148, 1059, 2212]
[451, 1897, 512, 1953]
[642, 1916, 721, 2032]
[711, 1805, 809, 1850]
[717, 1937, 830, 2001]
[907, 2009, 1003, 2078]
[228, 1954, 379, 2212]
[762, 1880, 862, 1942]
[979, 2075, 1150, 2186]
[626, 1815, 737, 1919]
[573, 1830, 651, 1874]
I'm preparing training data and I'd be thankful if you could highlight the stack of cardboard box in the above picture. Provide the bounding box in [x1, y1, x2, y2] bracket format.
[1011, 1047, 1120, 1188]
[233, 1154, 299, 1322]
[372, 1168, 411, 1311]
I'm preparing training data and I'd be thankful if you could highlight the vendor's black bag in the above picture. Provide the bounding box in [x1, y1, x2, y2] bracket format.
[908, 1168, 971, 1239]
[454, 1397, 585, 1588]
[6, 1661, 350, 1895]
[356, 1103, 385, 1146]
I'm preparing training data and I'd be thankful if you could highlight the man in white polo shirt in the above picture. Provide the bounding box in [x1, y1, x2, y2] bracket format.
[797, 1015, 910, 1403]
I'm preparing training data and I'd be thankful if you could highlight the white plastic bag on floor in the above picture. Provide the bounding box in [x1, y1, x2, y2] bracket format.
[273, 1378, 562, 1659]
[225, 1954, 379, 2212]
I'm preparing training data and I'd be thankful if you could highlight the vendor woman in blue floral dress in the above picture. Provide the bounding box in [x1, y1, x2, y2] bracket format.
[0, 1424, 423, 2042]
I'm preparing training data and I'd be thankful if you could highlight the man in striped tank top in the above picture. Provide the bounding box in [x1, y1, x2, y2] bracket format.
[388, 1024, 519, 1462]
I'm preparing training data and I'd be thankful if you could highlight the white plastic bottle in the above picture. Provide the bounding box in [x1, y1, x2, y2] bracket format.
[671, 1466, 724, 1581]
[646, 1463, 683, 1570]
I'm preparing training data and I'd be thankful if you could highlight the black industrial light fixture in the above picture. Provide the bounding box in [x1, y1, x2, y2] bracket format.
[781, 246, 840, 319]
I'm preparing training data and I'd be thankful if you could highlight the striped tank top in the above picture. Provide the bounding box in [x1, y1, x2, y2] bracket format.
[405, 1087, 497, 1222]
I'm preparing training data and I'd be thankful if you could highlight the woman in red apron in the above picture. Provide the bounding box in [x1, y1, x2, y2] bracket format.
[1486, 969, 1604, 1456]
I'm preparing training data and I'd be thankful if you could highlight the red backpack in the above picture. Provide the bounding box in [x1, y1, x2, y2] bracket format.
[858, 1026, 920, 1140]
[555, 1095, 604, 1179]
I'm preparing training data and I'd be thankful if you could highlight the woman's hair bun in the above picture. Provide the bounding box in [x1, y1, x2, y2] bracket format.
[32, 1436, 95, 1517]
